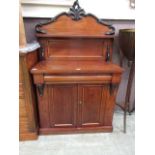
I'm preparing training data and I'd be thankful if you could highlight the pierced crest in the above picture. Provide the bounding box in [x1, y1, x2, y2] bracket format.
[35, 0, 115, 35]
[68, 0, 85, 20]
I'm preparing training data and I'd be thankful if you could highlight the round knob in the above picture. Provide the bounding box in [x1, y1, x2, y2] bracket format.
[79, 101, 82, 105]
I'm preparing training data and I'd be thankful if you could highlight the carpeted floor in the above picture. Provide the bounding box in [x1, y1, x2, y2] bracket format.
[19, 111, 135, 155]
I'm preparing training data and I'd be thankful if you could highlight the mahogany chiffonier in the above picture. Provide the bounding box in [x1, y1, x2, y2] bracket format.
[31, 0, 123, 135]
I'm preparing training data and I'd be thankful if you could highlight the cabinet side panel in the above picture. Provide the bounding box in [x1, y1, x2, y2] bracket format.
[103, 84, 119, 126]
[37, 85, 50, 128]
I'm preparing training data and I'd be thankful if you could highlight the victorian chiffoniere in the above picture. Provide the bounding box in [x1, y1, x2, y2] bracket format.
[30, 1, 123, 135]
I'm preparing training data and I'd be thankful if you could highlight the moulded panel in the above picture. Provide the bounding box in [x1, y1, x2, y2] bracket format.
[48, 85, 77, 128]
[46, 39, 106, 60]
[78, 84, 109, 127]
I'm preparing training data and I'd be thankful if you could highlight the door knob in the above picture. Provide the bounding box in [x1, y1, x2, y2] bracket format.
[79, 101, 82, 105]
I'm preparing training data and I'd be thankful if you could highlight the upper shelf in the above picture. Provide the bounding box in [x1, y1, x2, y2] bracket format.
[35, 1, 115, 38]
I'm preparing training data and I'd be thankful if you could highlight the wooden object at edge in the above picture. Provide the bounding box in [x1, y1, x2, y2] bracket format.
[19, 1, 38, 141]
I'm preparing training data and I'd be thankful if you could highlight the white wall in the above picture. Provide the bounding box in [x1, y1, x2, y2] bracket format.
[21, 0, 135, 20]
[80, 0, 135, 20]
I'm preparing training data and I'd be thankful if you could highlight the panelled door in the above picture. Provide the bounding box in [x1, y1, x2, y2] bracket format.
[38, 84, 109, 129]
[78, 84, 108, 127]
[49, 84, 77, 128]
[38, 84, 78, 128]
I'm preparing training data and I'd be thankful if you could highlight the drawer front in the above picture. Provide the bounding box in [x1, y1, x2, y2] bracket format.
[44, 75, 112, 84]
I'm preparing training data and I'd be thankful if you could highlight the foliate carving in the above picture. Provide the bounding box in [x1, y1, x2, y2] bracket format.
[37, 84, 44, 96]
[106, 44, 110, 62]
[35, 0, 115, 35]
[110, 84, 118, 96]
[68, 0, 85, 20]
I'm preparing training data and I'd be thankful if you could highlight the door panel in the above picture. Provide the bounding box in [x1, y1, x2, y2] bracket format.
[48, 85, 77, 128]
[78, 84, 108, 127]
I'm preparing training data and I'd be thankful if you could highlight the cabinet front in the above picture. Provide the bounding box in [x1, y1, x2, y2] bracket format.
[38, 84, 77, 128]
[37, 83, 111, 132]
[78, 84, 108, 127]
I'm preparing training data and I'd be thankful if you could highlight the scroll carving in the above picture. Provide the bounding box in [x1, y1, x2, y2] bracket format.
[68, 0, 85, 21]
[36, 84, 44, 96]
[35, 0, 115, 35]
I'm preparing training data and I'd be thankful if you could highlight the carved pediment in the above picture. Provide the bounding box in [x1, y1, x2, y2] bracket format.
[35, 0, 115, 36]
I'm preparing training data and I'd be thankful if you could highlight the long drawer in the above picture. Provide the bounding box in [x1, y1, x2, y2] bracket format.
[44, 75, 112, 84]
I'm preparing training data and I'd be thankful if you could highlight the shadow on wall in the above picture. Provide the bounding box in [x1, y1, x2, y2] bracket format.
[108, 20, 135, 111]
[23, 18, 135, 110]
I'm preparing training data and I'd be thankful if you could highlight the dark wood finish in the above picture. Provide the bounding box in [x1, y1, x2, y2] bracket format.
[31, 60, 123, 75]
[35, 1, 114, 62]
[124, 61, 135, 132]
[37, 84, 77, 128]
[43, 38, 112, 61]
[78, 84, 107, 127]
[39, 126, 112, 134]
[119, 29, 135, 61]
[30, 1, 123, 135]
[35, 1, 115, 36]
[104, 83, 119, 126]
[38, 38, 113, 61]
[19, 51, 39, 140]
[32, 63, 123, 134]
[49, 85, 77, 128]
[117, 29, 135, 133]
[44, 75, 112, 84]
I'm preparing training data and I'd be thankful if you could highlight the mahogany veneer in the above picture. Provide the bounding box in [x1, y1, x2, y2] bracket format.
[31, 0, 123, 134]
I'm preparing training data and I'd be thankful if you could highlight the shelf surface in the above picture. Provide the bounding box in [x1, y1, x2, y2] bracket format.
[31, 60, 123, 74]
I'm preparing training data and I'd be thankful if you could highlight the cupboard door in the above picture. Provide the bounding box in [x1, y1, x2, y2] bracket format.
[78, 84, 108, 127]
[48, 85, 77, 128]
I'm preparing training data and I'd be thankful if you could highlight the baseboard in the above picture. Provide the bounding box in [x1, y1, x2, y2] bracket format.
[39, 126, 113, 135]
